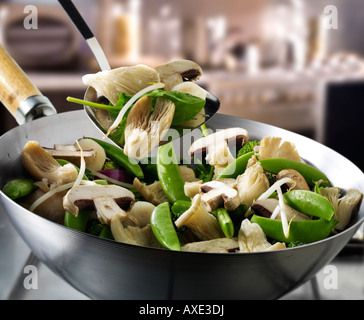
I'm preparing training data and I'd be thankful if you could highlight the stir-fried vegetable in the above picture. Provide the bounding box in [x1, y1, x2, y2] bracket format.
[2, 179, 37, 200]
[2, 59, 363, 253]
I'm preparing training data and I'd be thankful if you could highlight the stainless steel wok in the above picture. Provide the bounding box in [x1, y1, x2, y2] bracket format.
[1, 109, 363, 300]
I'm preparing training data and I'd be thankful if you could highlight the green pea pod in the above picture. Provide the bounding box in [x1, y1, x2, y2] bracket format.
[259, 158, 331, 187]
[283, 190, 335, 221]
[171, 200, 192, 217]
[151, 202, 181, 251]
[99, 225, 114, 240]
[2, 179, 37, 200]
[212, 208, 234, 239]
[64, 210, 90, 232]
[86, 137, 144, 180]
[216, 151, 256, 179]
[251, 215, 338, 244]
[157, 143, 190, 203]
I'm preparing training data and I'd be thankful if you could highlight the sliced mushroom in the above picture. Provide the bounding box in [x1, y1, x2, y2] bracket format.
[175, 194, 224, 241]
[43, 138, 107, 172]
[76, 138, 107, 171]
[172, 81, 207, 100]
[182, 238, 239, 253]
[189, 128, 249, 166]
[63, 184, 135, 226]
[155, 60, 203, 91]
[22, 141, 78, 187]
[251, 198, 311, 221]
[82, 65, 160, 105]
[277, 169, 310, 191]
[200, 180, 240, 212]
[44, 144, 96, 162]
[123, 96, 175, 159]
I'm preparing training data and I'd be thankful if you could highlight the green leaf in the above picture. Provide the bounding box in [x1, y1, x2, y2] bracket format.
[146, 90, 206, 125]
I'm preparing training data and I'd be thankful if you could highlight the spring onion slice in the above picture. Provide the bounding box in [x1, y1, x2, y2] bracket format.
[104, 82, 165, 138]
[29, 182, 75, 212]
[276, 186, 290, 238]
[270, 204, 281, 220]
[73, 140, 86, 188]
[257, 177, 296, 201]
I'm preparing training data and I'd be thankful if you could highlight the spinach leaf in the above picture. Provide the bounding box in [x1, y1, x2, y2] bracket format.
[145, 90, 206, 125]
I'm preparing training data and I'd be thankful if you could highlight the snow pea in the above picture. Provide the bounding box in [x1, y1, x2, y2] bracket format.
[2, 179, 37, 200]
[64, 210, 90, 232]
[171, 200, 192, 217]
[259, 158, 331, 187]
[99, 225, 114, 240]
[283, 190, 335, 221]
[216, 151, 256, 179]
[157, 143, 190, 203]
[87, 137, 144, 180]
[251, 215, 338, 244]
[150, 202, 181, 251]
[212, 208, 234, 239]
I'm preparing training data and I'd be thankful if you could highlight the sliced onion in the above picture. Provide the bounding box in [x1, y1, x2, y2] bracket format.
[73, 140, 86, 188]
[98, 169, 133, 184]
[91, 170, 134, 189]
[277, 187, 290, 238]
[270, 204, 281, 220]
[257, 177, 295, 201]
[28, 180, 99, 213]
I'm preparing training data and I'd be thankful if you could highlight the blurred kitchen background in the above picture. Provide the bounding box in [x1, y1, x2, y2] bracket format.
[1, 0, 364, 170]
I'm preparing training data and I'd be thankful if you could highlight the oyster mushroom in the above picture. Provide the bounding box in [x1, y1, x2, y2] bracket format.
[182, 238, 239, 253]
[155, 59, 203, 91]
[123, 96, 175, 159]
[63, 184, 135, 226]
[133, 178, 169, 205]
[258, 136, 301, 162]
[110, 214, 162, 248]
[335, 189, 363, 231]
[22, 141, 78, 187]
[236, 162, 270, 207]
[238, 219, 286, 252]
[82, 65, 160, 105]
[277, 169, 310, 191]
[200, 180, 240, 212]
[175, 194, 224, 241]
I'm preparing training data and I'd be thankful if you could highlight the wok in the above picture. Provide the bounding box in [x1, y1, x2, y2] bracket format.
[1, 109, 363, 300]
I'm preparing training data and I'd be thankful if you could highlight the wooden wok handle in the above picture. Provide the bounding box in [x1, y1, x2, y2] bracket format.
[0, 44, 56, 124]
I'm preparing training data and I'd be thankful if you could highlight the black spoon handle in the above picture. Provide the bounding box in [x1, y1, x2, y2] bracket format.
[58, 0, 94, 40]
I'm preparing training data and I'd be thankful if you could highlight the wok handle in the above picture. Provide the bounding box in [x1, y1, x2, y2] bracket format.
[0, 44, 56, 125]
